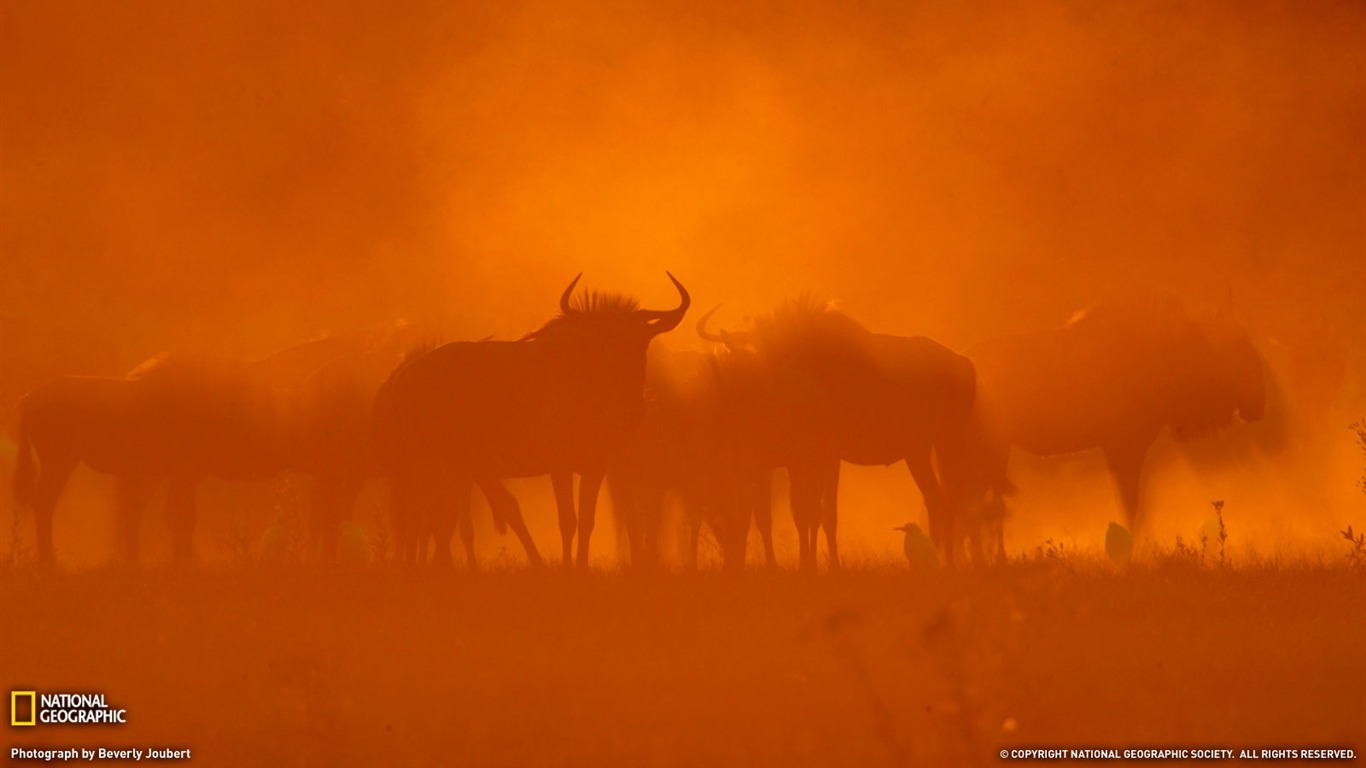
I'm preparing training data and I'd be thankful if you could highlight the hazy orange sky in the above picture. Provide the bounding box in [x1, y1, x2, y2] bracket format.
[4, 0, 1362, 357]
[2, 0, 1364, 562]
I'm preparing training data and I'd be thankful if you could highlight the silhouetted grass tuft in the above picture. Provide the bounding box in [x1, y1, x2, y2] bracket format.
[1352, 418, 1366, 497]
[1341, 525, 1365, 568]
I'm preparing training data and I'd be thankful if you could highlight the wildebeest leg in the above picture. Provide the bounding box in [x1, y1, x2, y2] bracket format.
[457, 512, 475, 568]
[962, 489, 1005, 565]
[390, 470, 418, 566]
[635, 482, 666, 570]
[980, 493, 1008, 565]
[310, 473, 359, 562]
[454, 478, 475, 569]
[751, 472, 776, 568]
[819, 461, 841, 570]
[789, 465, 824, 572]
[967, 526, 987, 565]
[684, 516, 701, 570]
[30, 456, 76, 565]
[905, 449, 951, 566]
[995, 510, 1006, 561]
[552, 471, 576, 566]
[697, 481, 744, 570]
[710, 512, 747, 572]
[1104, 441, 1151, 534]
[607, 473, 642, 566]
[428, 476, 463, 568]
[165, 476, 200, 563]
[477, 477, 544, 567]
[990, 511, 1007, 563]
[936, 432, 983, 563]
[116, 474, 160, 563]
[575, 469, 605, 569]
[398, 467, 440, 566]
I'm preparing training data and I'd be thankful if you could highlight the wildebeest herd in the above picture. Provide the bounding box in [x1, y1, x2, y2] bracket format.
[12, 274, 1266, 569]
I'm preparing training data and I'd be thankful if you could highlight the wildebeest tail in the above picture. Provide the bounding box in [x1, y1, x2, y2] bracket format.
[13, 402, 36, 508]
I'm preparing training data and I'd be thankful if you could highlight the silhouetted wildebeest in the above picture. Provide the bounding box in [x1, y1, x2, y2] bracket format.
[13, 336, 355, 563]
[298, 328, 532, 565]
[294, 323, 425, 560]
[700, 298, 977, 569]
[607, 344, 774, 571]
[371, 273, 689, 567]
[965, 298, 1266, 552]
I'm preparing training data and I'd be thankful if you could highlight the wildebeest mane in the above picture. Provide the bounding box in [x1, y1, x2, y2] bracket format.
[521, 291, 642, 341]
[570, 291, 640, 313]
[751, 294, 869, 355]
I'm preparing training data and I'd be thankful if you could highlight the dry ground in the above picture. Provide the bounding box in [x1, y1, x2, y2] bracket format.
[2, 562, 1363, 767]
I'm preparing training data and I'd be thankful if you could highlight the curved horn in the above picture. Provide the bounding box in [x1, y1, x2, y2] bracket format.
[640, 271, 690, 333]
[697, 305, 729, 343]
[695, 305, 757, 350]
[559, 273, 584, 315]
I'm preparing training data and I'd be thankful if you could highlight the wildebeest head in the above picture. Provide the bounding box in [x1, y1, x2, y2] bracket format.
[697, 306, 769, 403]
[696, 305, 755, 351]
[697, 296, 860, 356]
[699, 297, 880, 411]
[521, 273, 690, 418]
[534, 272, 690, 341]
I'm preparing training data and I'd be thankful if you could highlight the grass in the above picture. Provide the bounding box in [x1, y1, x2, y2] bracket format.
[1341, 526, 1366, 568]
[2, 556, 1362, 767]
[1352, 418, 1366, 497]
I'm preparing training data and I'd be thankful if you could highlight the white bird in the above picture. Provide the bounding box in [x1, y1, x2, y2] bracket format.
[894, 523, 939, 569]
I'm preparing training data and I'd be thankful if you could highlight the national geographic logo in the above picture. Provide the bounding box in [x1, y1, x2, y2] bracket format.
[10, 691, 127, 726]
[10, 692, 35, 726]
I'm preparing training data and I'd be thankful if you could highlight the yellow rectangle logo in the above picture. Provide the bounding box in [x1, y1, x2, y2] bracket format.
[11, 691, 36, 726]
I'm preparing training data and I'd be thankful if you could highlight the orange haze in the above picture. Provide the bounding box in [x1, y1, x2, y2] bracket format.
[1, 2, 1364, 763]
